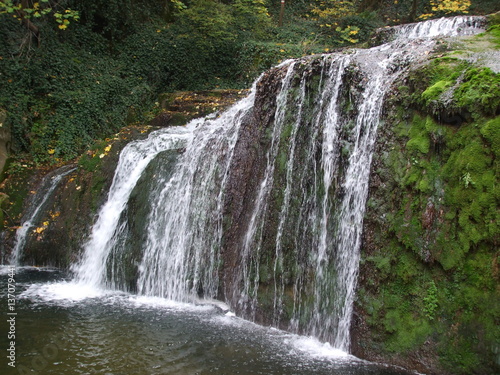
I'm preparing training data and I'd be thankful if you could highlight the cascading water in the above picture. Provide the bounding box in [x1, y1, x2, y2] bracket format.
[10, 165, 76, 265]
[74, 87, 257, 296]
[235, 61, 297, 318]
[73, 127, 194, 287]
[70, 15, 484, 353]
[224, 15, 484, 351]
[136, 90, 256, 301]
[395, 15, 485, 39]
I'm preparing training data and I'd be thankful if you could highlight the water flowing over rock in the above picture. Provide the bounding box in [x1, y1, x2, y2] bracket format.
[10, 165, 76, 265]
[12, 15, 491, 368]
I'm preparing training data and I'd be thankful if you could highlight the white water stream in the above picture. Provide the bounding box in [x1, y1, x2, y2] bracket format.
[136, 88, 257, 300]
[10, 165, 76, 265]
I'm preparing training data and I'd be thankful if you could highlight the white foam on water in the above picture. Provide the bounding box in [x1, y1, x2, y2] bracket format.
[0, 265, 60, 275]
[18, 277, 218, 315]
[209, 312, 359, 363]
[20, 281, 115, 304]
[210, 312, 250, 329]
[284, 335, 355, 360]
[11, 268, 391, 371]
[127, 294, 216, 313]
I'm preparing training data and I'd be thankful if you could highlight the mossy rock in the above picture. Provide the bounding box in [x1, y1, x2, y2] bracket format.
[356, 30, 500, 372]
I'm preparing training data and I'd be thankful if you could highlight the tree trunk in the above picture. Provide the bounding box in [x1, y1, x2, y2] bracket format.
[359, 0, 381, 12]
[17, 0, 41, 46]
[279, 0, 285, 27]
[409, 0, 418, 22]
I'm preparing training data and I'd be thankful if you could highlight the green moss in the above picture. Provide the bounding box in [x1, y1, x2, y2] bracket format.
[366, 254, 391, 279]
[421, 80, 453, 105]
[397, 109, 498, 270]
[481, 116, 500, 157]
[414, 57, 466, 94]
[486, 12, 500, 29]
[412, 55, 500, 122]
[453, 140, 489, 175]
[405, 114, 442, 155]
[361, 74, 498, 371]
[406, 135, 430, 154]
[384, 310, 431, 352]
[485, 23, 500, 47]
[280, 122, 294, 141]
[455, 68, 500, 117]
[394, 251, 423, 282]
[423, 281, 438, 320]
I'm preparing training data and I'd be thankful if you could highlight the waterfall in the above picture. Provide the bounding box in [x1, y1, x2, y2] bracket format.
[230, 15, 484, 351]
[136, 89, 256, 301]
[74, 86, 257, 294]
[395, 15, 485, 39]
[10, 165, 76, 265]
[236, 61, 297, 318]
[73, 126, 195, 287]
[70, 15, 484, 352]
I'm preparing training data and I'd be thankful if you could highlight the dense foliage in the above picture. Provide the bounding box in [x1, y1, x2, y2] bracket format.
[0, 0, 498, 164]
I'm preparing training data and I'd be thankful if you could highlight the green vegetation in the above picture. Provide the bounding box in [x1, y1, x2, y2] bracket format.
[455, 67, 500, 116]
[360, 38, 499, 373]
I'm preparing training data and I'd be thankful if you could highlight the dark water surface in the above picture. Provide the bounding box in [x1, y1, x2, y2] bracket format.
[1, 267, 412, 375]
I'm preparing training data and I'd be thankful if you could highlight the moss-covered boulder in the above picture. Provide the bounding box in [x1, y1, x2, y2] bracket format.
[353, 20, 499, 375]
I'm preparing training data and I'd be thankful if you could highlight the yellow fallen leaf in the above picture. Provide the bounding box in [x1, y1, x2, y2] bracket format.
[48, 149, 55, 155]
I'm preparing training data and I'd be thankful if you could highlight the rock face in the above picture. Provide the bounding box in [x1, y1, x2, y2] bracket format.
[2, 16, 499, 375]
[219, 66, 286, 308]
